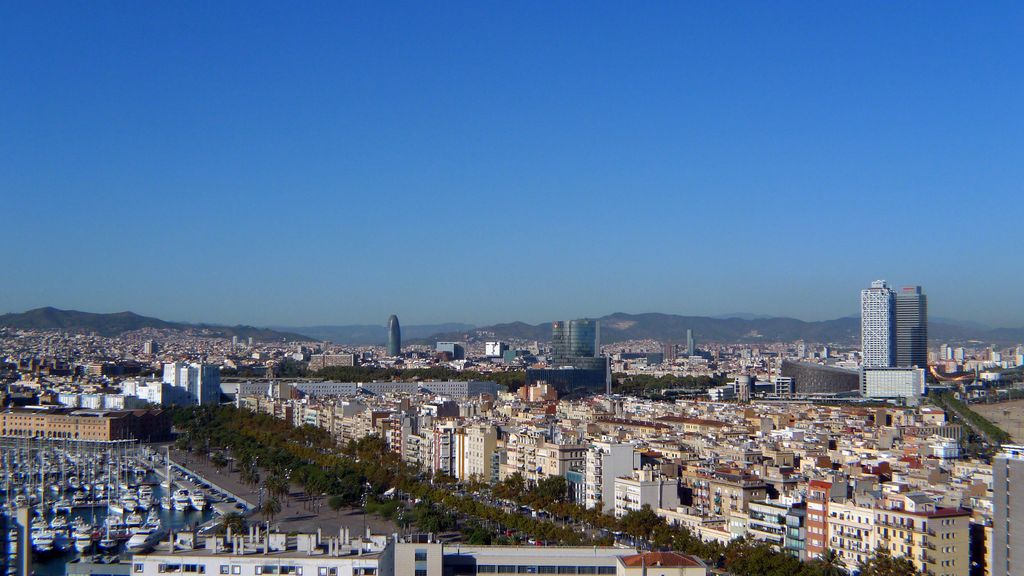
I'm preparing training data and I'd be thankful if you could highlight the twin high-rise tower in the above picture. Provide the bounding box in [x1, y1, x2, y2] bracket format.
[860, 281, 927, 368]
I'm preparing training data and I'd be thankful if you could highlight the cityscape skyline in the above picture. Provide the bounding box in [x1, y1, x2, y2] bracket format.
[3, 3, 1023, 328]
[3, 3, 1023, 575]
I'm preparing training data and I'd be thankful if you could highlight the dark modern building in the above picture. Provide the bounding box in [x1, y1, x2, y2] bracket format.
[895, 285, 927, 368]
[526, 365, 610, 397]
[779, 361, 860, 395]
[387, 314, 401, 357]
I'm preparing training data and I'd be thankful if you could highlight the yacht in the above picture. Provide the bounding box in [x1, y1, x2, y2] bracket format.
[189, 491, 207, 511]
[49, 513, 69, 530]
[73, 525, 94, 552]
[125, 510, 145, 527]
[172, 489, 191, 511]
[52, 497, 72, 515]
[121, 495, 140, 513]
[31, 529, 56, 554]
[126, 521, 165, 552]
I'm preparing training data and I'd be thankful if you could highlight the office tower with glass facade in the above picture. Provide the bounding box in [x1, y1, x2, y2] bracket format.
[532, 319, 609, 396]
[895, 285, 927, 368]
[686, 329, 695, 356]
[550, 319, 599, 364]
[861, 280, 895, 368]
[387, 314, 402, 357]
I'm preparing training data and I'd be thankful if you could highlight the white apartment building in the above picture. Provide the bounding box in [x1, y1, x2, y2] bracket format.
[161, 362, 222, 406]
[585, 441, 638, 513]
[613, 468, 682, 518]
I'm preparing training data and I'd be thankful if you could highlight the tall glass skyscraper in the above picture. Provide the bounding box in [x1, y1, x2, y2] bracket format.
[895, 286, 928, 368]
[550, 318, 599, 364]
[533, 318, 609, 396]
[861, 280, 895, 368]
[387, 314, 401, 357]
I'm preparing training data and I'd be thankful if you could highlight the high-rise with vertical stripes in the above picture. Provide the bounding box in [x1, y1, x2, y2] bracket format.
[860, 280, 895, 367]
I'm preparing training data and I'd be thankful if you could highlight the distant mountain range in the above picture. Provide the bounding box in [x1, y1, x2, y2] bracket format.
[421, 312, 1024, 346]
[0, 307, 310, 342]
[277, 323, 476, 345]
[2, 307, 1022, 347]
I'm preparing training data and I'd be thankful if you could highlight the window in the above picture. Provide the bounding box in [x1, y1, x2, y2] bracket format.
[415, 550, 429, 561]
[477, 567, 497, 574]
[415, 571, 427, 576]
[318, 569, 327, 576]
[220, 567, 230, 575]
[135, 565, 145, 574]
[232, 568, 240, 575]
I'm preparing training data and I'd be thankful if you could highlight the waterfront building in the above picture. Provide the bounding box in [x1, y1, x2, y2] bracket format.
[0, 407, 171, 441]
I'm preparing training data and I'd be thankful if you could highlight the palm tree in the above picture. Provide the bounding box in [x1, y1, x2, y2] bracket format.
[266, 475, 289, 501]
[260, 497, 281, 524]
[218, 512, 247, 535]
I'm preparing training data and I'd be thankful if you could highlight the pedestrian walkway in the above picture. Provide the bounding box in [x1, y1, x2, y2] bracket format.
[168, 447, 398, 535]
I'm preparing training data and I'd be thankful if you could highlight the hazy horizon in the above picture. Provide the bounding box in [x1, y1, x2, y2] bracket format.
[3, 3, 1022, 328]
[2, 303, 1019, 332]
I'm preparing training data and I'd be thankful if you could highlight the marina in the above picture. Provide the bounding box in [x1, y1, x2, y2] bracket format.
[0, 438, 250, 575]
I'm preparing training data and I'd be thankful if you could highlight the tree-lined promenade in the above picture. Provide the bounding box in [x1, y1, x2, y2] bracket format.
[170, 405, 923, 576]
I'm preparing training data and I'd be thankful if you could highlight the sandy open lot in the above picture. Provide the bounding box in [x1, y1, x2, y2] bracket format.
[972, 399, 1024, 442]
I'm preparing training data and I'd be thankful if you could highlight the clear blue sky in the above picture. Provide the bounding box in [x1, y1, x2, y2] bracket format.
[2, 2, 1022, 327]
